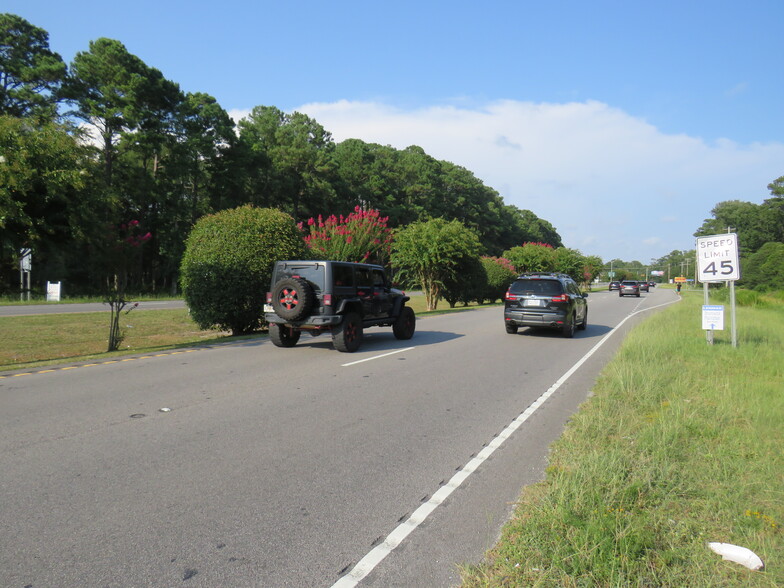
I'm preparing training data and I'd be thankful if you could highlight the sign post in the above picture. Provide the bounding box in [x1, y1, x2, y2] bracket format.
[696, 233, 740, 347]
[19, 248, 32, 301]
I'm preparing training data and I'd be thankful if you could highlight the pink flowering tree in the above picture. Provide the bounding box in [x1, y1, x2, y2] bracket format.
[298, 206, 393, 265]
[480, 256, 518, 302]
[100, 220, 152, 351]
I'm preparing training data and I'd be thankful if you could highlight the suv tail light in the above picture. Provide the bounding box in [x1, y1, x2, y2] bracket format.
[323, 293, 332, 306]
[504, 290, 515, 301]
[266, 292, 272, 303]
[551, 294, 569, 302]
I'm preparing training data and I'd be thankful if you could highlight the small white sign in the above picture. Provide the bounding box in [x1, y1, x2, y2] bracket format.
[20, 248, 32, 272]
[696, 233, 740, 282]
[46, 281, 61, 302]
[702, 305, 724, 330]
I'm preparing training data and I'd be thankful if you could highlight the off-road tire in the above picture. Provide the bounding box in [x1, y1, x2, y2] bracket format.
[333, 312, 363, 352]
[271, 277, 315, 321]
[392, 306, 416, 340]
[269, 323, 301, 348]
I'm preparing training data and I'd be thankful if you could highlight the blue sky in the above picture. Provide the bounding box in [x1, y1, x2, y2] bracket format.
[7, 1, 784, 263]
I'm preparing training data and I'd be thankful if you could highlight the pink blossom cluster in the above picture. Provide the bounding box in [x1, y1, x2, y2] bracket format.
[112, 220, 152, 248]
[297, 206, 392, 263]
[482, 255, 516, 273]
[521, 241, 553, 249]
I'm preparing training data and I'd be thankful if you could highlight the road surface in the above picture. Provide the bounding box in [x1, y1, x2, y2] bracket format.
[0, 287, 677, 587]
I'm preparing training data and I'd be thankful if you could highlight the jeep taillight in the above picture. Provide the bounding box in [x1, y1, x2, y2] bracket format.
[266, 292, 272, 303]
[323, 293, 332, 306]
[551, 294, 569, 302]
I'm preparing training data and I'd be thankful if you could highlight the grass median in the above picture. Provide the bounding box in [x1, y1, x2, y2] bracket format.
[0, 295, 493, 372]
[460, 289, 783, 587]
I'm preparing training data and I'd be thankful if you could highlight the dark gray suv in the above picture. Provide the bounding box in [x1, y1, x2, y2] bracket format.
[503, 273, 588, 337]
[264, 260, 415, 352]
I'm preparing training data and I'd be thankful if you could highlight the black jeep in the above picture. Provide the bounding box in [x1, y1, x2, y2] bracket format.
[264, 260, 416, 352]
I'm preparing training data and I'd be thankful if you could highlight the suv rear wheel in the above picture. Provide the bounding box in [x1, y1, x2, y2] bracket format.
[392, 306, 416, 340]
[271, 277, 315, 321]
[269, 323, 301, 348]
[562, 314, 575, 338]
[333, 312, 363, 352]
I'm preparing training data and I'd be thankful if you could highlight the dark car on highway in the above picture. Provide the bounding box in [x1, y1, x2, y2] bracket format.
[639, 280, 649, 292]
[619, 280, 641, 297]
[609, 281, 621, 291]
[504, 273, 588, 338]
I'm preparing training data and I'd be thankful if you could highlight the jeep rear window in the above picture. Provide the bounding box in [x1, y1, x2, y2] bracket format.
[275, 264, 325, 291]
[509, 279, 562, 296]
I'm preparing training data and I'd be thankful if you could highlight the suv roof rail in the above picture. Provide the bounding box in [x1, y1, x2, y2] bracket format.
[517, 272, 572, 279]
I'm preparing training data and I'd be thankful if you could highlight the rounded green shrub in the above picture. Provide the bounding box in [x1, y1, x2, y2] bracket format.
[180, 206, 308, 335]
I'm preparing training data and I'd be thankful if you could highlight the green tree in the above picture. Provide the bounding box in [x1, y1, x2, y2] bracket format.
[581, 254, 604, 288]
[238, 106, 337, 219]
[62, 37, 181, 187]
[502, 242, 556, 273]
[694, 200, 773, 255]
[0, 115, 91, 287]
[180, 206, 307, 335]
[391, 218, 482, 310]
[552, 247, 585, 282]
[480, 256, 517, 303]
[0, 14, 66, 119]
[442, 255, 486, 308]
[741, 242, 784, 291]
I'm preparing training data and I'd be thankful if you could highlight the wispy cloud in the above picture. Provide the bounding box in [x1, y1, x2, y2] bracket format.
[231, 100, 784, 262]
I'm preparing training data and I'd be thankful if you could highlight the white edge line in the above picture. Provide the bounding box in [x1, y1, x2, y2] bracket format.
[331, 294, 680, 587]
[341, 347, 415, 367]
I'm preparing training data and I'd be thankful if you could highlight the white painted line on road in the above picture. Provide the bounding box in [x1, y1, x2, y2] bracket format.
[332, 296, 680, 587]
[341, 347, 415, 367]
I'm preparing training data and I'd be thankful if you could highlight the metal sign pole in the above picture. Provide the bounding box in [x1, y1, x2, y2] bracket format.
[704, 282, 713, 345]
[730, 280, 737, 348]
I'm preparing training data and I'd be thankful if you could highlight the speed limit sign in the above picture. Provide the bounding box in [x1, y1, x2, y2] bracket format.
[696, 233, 740, 282]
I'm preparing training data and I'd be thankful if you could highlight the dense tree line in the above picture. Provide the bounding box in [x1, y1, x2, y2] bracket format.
[0, 13, 563, 297]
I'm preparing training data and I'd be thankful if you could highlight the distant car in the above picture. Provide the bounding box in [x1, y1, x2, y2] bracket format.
[619, 280, 640, 297]
[648, 281, 656, 287]
[608, 281, 621, 291]
[639, 281, 649, 292]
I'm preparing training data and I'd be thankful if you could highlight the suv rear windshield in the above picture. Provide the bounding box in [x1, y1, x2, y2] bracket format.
[274, 263, 326, 292]
[509, 279, 563, 296]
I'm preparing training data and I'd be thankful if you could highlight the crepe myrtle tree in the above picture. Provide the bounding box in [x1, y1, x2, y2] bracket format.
[297, 206, 392, 266]
[180, 205, 307, 335]
[391, 218, 482, 311]
[480, 256, 517, 303]
[502, 242, 556, 273]
[98, 220, 150, 352]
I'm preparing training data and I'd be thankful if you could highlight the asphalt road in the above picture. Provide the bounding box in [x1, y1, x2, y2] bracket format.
[0, 287, 678, 587]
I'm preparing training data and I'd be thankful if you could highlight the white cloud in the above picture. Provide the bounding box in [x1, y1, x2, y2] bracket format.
[235, 100, 784, 262]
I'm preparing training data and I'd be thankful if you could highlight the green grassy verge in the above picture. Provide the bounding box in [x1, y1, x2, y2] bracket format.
[460, 291, 783, 587]
[0, 295, 496, 372]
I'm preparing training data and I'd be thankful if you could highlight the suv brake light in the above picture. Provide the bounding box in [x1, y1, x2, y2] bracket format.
[504, 290, 515, 301]
[551, 294, 569, 302]
[266, 292, 272, 303]
[323, 293, 332, 306]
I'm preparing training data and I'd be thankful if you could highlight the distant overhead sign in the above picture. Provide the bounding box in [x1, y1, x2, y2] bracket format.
[696, 233, 740, 282]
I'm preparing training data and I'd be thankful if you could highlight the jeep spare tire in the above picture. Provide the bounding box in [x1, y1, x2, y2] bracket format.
[271, 277, 315, 321]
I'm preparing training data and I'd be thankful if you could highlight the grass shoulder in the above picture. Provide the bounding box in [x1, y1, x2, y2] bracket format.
[460, 290, 784, 586]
